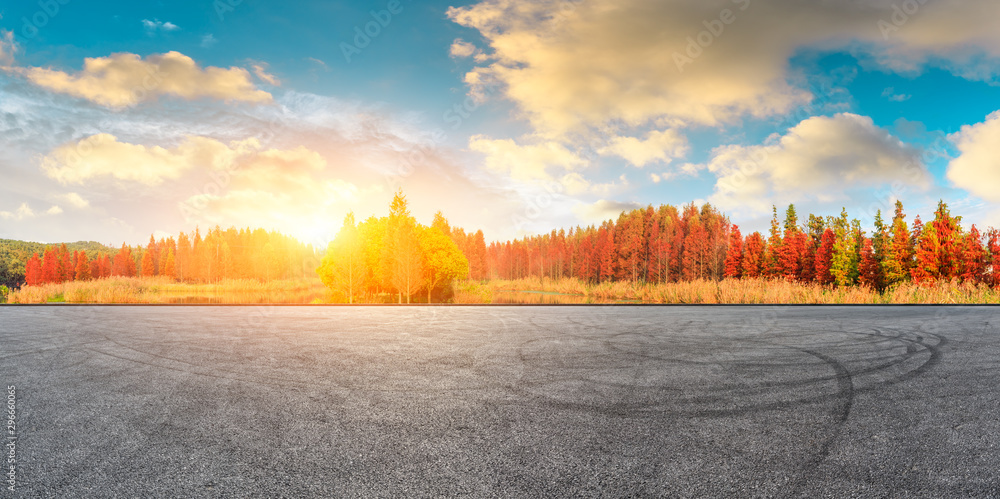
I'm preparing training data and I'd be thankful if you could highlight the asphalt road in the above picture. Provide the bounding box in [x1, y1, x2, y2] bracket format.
[1, 306, 999, 498]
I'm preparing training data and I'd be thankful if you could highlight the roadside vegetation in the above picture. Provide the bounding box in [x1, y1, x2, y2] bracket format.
[454, 277, 1000, 304]
[7, 192, 1000, 304]
[6, 277, 330, 304]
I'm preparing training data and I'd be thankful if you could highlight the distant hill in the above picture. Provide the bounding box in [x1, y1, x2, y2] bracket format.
[0, 239, 116, 289]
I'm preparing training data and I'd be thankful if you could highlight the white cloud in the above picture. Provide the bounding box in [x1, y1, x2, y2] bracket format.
[306, 57, 329, 71]
[449, 39, 478, 58]
[0, 202, 62, 220]
[881, 87, 911, 102]
[449, 0, 1000, 139]
[251, 64, 280, 86]
[17, 51, 272, 107]
[559, 172, 590, 195]
[60, 192, 90, 209]
[201, 34, 218, 48]
[0, 203, 33, 220]
[0, 30, 16, 67]
[572, 199, 641, 224]
[598, 129, 688, 167]
[468, 135, 586, 183]
[947, 111, 1000, 202]
[142, 19, 180, 35]
[703, 113, 929, 215]
[40, 134, 257, 186]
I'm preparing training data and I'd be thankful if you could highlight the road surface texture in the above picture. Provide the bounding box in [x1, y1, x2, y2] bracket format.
[1, 306, 999, 497]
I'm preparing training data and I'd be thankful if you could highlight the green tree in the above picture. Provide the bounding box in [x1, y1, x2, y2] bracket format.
[830, 208, 859, 286]
[882, 201, 910, 286]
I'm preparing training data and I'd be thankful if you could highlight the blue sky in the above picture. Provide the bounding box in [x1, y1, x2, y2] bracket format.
[3, 0, 1000, 247]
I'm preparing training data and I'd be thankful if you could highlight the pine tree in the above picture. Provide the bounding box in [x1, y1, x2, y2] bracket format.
[682, 211, 708, 281]
[930, 200, 961, 279]
[596, 222, 616, 282]
[162, 248, 176, 280]
[830, 209, 859, 287]
[987, 229, 1000, 287]
[113, 243, 133, 276]
[912, 220, 940, 285]
[775, 205, 801, 280]
[141, 250, 156, 277]
[386, 190, 424, 303]
[60, 244, 74, 282]
[25, 253, 42, 286]
[723, 224, 743, 278]
[41, 247, 59, 284]
[616, 210, 645, 282]
[741, 232, 765, 278]
[74, 252, 92, 281]
[765, 206, 782, 277]
[470, 230, 487, 280]
[318, 213, 369, 304]
[883, 202, 909, 287]
[960, 225, 985, 283]
[858, 238, 882, 290]
[815, 228, 836, 286]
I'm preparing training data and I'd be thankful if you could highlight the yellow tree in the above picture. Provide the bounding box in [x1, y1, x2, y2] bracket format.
[386, 190, 423, 303]
[358, 216, 389, 293]
[140, 250, 156, 277]
[317, 213, 368, 304]
[161, 248, 176, 280]
[418, 224, 469, 303]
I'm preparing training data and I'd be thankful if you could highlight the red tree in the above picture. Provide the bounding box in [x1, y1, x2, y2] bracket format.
[814, 229, 836, 285]
[987, 229, 1000, 287]
[25, 253, 42, 286]
[596, 223, 616, 282]
[779, 232, 806, 281]
[113, 243, 134, 277]
[61, 244, 76, 282]
[75, 252, 92, 281]
[960, 225, 985, 283]
[930, 201, 961, 279]
[141, 250, 157, 277]
[799, 236, 816, 282]
[723, 224, 743, 278]
[741, 232, 765, 278]
[912, 221, 940, 285]
[41, 247, 59, 284]
[858, 238, 882, 290]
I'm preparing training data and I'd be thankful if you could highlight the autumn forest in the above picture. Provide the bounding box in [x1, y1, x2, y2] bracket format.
[4, 191, 1000, 304]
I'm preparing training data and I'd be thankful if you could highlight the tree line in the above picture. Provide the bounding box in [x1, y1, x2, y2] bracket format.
[482, 203, 731, 283]
[22, 227, 316, 286]
[0, 239, 111, 289]
[13, 195, 999, 295]
[723, 200, 1000, 289]
[476, 199, 1000, 289]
